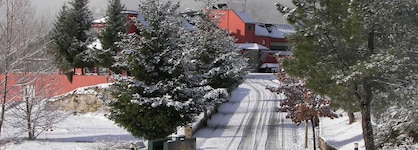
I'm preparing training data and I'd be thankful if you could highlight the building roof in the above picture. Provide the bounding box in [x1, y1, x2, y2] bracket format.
[235, 11, 257, 24]
[92, 10, 148, 26]
[92, 17, 107, 24]
[275, 24, 296, 35]
[92, 10, 201, 31]
[255, 24, 271, 37]
[255, 23, 295, 38]
[121, 10, 140, 14]
[182, 18, 196, 31]
[270, 28, 284, 38]
[236, 43, 269, 50]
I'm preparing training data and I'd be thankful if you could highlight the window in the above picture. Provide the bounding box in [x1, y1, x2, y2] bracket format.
[246, 25, 253, 30]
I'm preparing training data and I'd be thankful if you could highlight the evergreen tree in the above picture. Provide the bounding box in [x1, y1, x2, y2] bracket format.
[108, 0, 204, 140]
[185, 10, 248, 92]
[49, 5, 73, 71]
[107, 1, 248, 140]
[50, 0, 94, 74]
[97, 0, 126, 70]
[181, 10, 248, 111]
[276, 0, 417, 149]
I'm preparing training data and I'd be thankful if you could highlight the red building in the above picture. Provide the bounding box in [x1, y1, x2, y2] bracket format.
[92, 8, 294, 72]
[0, 9, 295, 104]
[211, 9, 294, 72]
[91, 10, 144, 34]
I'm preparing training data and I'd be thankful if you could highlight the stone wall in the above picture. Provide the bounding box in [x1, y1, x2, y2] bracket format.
[50, 86, 112, 114]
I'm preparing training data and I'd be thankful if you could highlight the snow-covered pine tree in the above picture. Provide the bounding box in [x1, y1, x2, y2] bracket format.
[181, 9, 248, 111]
[97, 0, 126, 70]
[108, 0, 207, 140]
[50, 0, 94, 75]
[375, 105, 418, 149]
[276, 0, 417, 149]
[372, 1, 418, 148]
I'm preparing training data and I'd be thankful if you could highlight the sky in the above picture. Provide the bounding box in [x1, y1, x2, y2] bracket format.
[32, 0, 294, 24]
[0, 73, 365, 150]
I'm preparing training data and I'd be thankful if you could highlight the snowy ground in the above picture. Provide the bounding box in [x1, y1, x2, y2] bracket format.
[320, 111, 364, 150]
[1, 73, 364, 150]
[1, 112, 144, 150]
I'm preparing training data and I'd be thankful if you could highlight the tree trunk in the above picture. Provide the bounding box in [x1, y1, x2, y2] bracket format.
[348, 110, 355, 124]
[304, 120, 308, 148]
[356, 81, 375, 150]
[26, 96, 34, 140]
[360, 99, 375, 150]
[311, 118, 317, 150]
[0, 73, 8, 138]
[203, 108, 208, 125]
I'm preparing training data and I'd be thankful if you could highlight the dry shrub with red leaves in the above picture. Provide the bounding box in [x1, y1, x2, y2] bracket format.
[267, 60, 338, 125]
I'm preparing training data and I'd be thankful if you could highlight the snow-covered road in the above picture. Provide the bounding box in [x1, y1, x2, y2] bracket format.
[194, 73, 306, 150]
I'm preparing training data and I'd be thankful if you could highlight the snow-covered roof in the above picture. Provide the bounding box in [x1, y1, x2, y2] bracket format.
[261, 50, 292, 56]
[182, 19, 196, 31]
[135, 12, 148, 27]
[275, 24, 296, 36]
[270, 28, 285, 38]
[254, 23, 295, 38]
[255, 24, 270, 37]
[91, 10, 148, 26]
[276, 50, 292, 56]
[121, 10, 140, 14]
[92, 17, 108, 24]
[91, 10, 198, 30]
[236, 43, 269, 50]
[259, 63, 279, 68]
[236, 11, 257, 24]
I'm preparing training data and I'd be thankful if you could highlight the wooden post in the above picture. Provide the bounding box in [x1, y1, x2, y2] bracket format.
[185, 125, 193, 138]
[305, 120, 308, 148]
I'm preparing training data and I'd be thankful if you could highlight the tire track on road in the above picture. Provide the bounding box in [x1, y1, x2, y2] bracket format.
[224, 81, 259, 150]
[236, 79, 263, 150]
[237, 78, 278, 150]
[265, 91, 280, 150]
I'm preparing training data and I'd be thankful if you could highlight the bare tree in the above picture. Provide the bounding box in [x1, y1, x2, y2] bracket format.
[5, 73, 64, 140]
[0, 0, 58, 141]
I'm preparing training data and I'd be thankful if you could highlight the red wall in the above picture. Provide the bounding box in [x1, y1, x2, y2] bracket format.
[254, 36, 271, 48]
[0, 73, 109, 103]
[212, 10, 246, 43]
[127, 13, 139, 34]
[245, 24, 255, 43]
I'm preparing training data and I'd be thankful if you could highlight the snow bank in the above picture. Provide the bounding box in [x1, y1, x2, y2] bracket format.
[320, 111, 364, 150]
